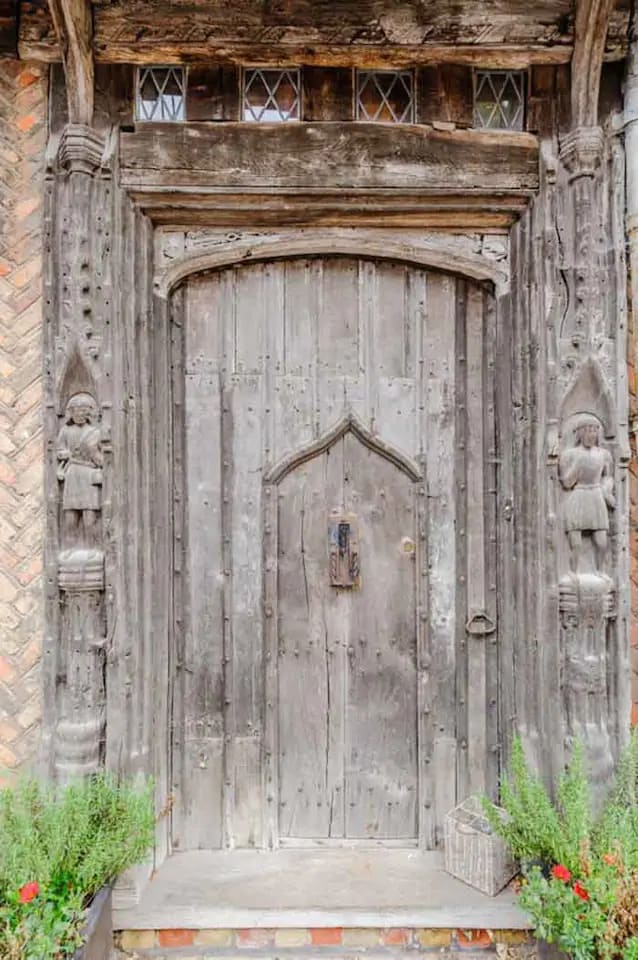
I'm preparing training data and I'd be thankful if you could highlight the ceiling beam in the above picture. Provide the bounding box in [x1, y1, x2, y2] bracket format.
[47, 0, 94, 124]
[571, 0, 616, 127]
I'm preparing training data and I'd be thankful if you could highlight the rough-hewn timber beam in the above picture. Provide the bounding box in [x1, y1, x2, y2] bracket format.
[571, 0, 616, 127]
[18, 0, 631, 67]
[47, 0, 94, 123]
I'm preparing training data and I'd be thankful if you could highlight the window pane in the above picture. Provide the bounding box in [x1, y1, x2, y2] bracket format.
[243, 69, 300, 122]
[356, 71, 414, 123]
[473, 71, 524, 130]
[136, 67, 185, 122]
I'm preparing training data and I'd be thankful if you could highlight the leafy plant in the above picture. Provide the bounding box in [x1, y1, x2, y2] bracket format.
[0, 773, 155, 960]
[483, 732, 638, 960]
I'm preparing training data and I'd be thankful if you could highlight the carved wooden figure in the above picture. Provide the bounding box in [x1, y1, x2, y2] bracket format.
[56, 393, 103, 549]
[559, 416, 615, 574]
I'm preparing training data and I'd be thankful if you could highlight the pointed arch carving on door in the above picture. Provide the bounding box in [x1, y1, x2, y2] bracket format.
[264, 411, 423, 486]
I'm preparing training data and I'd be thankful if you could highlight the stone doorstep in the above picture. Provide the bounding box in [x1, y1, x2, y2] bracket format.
[116, 927, 535, 957]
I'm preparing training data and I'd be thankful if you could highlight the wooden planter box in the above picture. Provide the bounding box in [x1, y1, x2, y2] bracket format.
[73, 887, 112, 960]
[444, 796, 518, 896]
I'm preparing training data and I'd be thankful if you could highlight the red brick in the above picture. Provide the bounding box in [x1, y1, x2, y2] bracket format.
[0, 655, 16, 683]
[237, 929, 275, 947]
[158, 929, 195, 947]
[310, 928, 343, 946]
[17, 70, 39, 89]
[16, 114, 37, 133]
[381, 928, 410, 946]
[632, 702, 638, 727]
[456, 929, 493, 949]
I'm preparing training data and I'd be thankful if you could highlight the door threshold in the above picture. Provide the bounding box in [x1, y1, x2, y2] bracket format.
[113, 847, 529, 931]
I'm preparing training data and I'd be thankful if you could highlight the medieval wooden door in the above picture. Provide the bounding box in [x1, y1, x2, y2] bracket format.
[170, 254, 497, 851]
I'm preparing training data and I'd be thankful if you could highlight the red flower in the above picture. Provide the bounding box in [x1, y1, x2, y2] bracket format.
[18, 881, 40, 904]
[602, 853, 618, 867]
[551, 864, 572, 882]
[573, 882, 590, 902]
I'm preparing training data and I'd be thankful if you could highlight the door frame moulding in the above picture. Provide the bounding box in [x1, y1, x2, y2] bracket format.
[154, 231, 509, 299]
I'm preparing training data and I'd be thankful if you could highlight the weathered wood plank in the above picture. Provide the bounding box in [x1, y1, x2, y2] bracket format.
[423, 272, 458, 847]
[18, 0, 631, 63]
[277, 447, 345, 839]
[344, 434, 419, 840]
[46, 0, 94, 123]
[464, 281, 488, 798]
[119, 123, 540, 195]
[302, 67, 353, 122]
[186, 65, 239, 122]
[417, 65, 473, 128]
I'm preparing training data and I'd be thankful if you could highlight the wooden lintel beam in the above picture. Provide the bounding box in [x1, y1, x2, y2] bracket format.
[571, 0, 616, 127]
[47, 0, 94, 124]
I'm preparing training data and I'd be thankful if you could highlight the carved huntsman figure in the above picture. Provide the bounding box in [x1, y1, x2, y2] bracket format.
[559, 416, 614, 574]
[56, 393, 103, 548]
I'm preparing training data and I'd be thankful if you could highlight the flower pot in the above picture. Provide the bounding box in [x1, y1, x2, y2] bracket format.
[73, 887, 112, 960]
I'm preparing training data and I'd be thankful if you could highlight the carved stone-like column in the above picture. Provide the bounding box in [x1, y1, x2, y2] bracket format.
[51, 124, 109, 779]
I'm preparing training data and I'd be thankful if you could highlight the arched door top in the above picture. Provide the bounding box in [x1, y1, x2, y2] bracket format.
[264, 412, 423, 485]
[156, 231, 507, 298]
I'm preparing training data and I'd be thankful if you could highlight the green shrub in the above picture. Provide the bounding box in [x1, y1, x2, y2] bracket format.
[0, 773, 155, 960]
[483, 732, 638, 960]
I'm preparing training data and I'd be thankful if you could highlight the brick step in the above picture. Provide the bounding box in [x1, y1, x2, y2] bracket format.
[116, 926, 535, 959]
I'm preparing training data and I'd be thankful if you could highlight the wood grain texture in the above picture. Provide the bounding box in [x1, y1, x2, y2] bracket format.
[46, 0, 94, 123]
[119, 123, 539, 197]
[17, 0, 632, 64]
[172, 256, 496, 850]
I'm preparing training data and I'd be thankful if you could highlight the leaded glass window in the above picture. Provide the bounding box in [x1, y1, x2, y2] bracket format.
[473, 71, 525, 131]
[356, 71, 414, 124]
[136, 67, 186, 122]
[242, 69, 300, 122]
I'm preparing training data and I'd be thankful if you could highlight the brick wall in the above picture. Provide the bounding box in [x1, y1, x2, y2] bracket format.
[0, 60, 47, 773]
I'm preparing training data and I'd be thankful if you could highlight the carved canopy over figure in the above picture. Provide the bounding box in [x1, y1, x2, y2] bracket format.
[559, 415, 615, 574]
[56, 393, 103, 548]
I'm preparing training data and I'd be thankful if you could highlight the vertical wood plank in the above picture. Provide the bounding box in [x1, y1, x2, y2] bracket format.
[465, 281, 487, 797]
[277, 444, 345, 839]
[230, 373, 263, 847]
[345, 435, 418, 840]
[423, 272, 458, 846]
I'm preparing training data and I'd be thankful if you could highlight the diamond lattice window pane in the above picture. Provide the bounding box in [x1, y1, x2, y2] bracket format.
[356, 71, 414, 123]
[136, 68, 185, 122]
[473, 71, 525, 131]
[243, 69, 300, 122]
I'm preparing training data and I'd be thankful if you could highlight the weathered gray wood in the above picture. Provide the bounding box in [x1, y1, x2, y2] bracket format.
[46, 0, 94, 123]
[465, 282, 488, 798]
[119, 123, 540, 196]
[343, 433, 418, 840]
[571, 0, 615, 128]
[172, 255, 499, 849]
[422, 273, 459, 848]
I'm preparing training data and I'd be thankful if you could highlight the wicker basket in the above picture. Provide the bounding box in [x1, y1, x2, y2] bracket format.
[444, 796, 518, 896]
